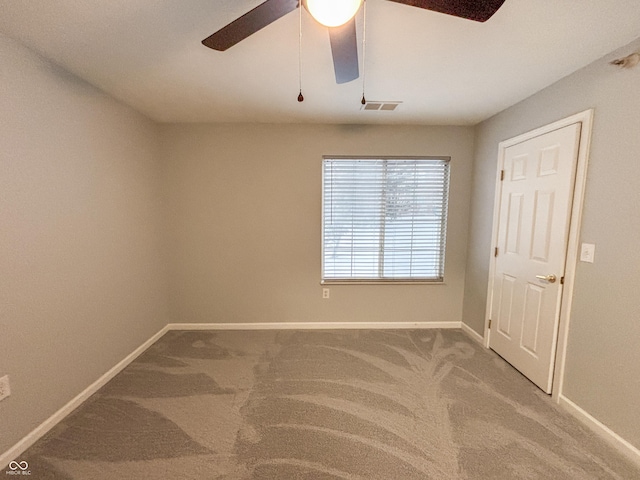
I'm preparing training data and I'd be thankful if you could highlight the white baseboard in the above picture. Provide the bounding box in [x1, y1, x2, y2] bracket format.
[1, 319, 462, 467]
[1, 319, 461, 467]
[558, 394, 640, 468]
[168, 321, 462, 331]
[0, 324, 170, 470]
[461, 322, 484, 344]
[19, 320, 640, 474]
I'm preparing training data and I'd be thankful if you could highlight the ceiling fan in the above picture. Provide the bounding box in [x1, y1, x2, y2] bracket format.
[202, 0, 507, 84]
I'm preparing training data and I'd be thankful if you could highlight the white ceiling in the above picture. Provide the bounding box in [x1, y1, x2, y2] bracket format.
[1, 0, 639, 125]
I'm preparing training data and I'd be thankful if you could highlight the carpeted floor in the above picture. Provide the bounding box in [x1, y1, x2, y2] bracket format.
[18, 329, 640, 479]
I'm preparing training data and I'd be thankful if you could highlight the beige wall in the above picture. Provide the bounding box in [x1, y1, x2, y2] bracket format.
[0, 36, 169, 453]
[161, 123, 474, 326]
[462, 36, 640, 449]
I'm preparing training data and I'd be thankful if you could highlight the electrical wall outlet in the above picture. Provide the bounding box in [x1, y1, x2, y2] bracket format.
[322, 288, 330, 299]
[0, 375, 10, 401]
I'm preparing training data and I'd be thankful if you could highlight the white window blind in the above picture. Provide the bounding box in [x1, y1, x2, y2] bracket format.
[322, 157, 450, 282]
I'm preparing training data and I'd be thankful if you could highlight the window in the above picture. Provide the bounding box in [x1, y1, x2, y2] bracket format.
[322, 157, 450, 283]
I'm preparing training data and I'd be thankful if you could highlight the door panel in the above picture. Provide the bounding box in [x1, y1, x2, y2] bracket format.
[521, 282, 543, 355]
[497, 274, 516, 337]
[531, 190, 554, 262]
[506, 193, 524, 254]
[489, 123, 581, 393]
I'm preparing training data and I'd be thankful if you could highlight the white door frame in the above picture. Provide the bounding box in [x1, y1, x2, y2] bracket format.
[484, 109, 594, 402]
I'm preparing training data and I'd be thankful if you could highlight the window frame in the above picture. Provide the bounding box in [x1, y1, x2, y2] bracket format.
[321, 155, 451, 285]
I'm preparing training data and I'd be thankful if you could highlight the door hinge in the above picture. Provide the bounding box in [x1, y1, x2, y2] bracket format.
[488, 319, 492, 329]
[500, 170, 505, 181]
[494, 247, 499, 257]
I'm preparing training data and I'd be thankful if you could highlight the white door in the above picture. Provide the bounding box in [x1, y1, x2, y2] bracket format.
[489, 123, 581, 393]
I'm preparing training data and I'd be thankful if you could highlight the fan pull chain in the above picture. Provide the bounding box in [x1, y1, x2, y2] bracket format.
[361, 0, 367, 105]
[298, 1, 304, 102]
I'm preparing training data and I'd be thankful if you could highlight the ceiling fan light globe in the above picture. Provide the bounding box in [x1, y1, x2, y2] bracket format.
[306, 0, 362, 27]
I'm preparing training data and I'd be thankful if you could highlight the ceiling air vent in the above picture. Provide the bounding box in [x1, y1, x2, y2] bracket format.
[361, 101, 402, 112]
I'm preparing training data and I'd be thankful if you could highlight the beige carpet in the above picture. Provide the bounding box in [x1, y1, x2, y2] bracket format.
[19, 329, 640, 479]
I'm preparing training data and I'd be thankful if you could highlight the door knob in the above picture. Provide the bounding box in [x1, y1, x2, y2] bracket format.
[535, 274, 557, 283]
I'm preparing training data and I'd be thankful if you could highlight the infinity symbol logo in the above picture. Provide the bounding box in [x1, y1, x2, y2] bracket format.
[8, 461, 28, 470]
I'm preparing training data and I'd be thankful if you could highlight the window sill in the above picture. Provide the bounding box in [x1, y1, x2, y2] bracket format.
[321, 280, 445, 285]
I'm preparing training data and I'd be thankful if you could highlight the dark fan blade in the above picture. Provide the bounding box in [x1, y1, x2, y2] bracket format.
[387, 0, 506, 22]
[328, 18, 359, 84]
[202, 0, 298, 50]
